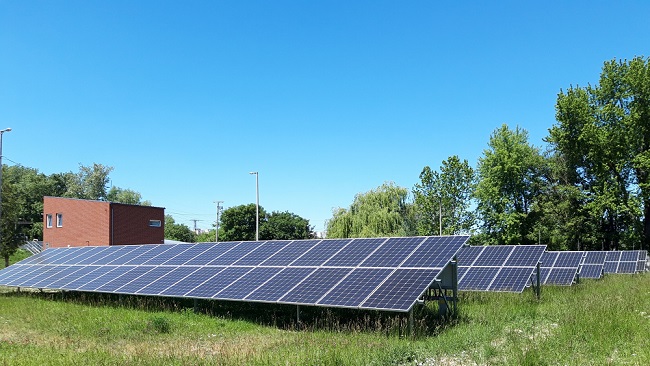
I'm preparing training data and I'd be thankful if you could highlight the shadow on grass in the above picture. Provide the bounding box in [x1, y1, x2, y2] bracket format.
[0, 288, 458, 337]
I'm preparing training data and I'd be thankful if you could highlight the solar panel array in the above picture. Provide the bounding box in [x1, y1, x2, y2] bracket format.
[603, 250, 646, 274]
[456, 245, 546, 293]
[538, 251, 584, 285]
[0, 236, 469, 312]
[579, 251, 606, 279]
[638, 250, 648, 272]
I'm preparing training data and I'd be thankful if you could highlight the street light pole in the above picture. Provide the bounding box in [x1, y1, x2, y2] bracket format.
[214, 200, 223, 242]
[249, 171, 259, 241]
[0, 128, 12, 266]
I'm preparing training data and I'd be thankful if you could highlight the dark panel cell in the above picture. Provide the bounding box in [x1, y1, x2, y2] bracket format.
[160, 267, 226, 296]
[185, 267, 253, 299]
[279, 268, 352, 304]
[318, 268, 393, 308]
[360, 237, 424, 268]
[137, 267, 201, 295]
[362, 269, 440, 312]
[504, 246, 546, 267]
[489, 267, 534, 292]
[215, 267, 283, 300]
[185, 242, 241, 266]
[458, 267, 501, 291]
[544, 268, 577, 285]
[326, 238, 386, 267]
[234, 241, 292, 266]
[114, 267, 174, 294]
[245, 267, 316, 302]
[401, 236, 468, 268]
[290, 240, 351, 266]
[211, 241, 265, 265]
[471, 246, 514, 267]
[260, 240, 322, 266]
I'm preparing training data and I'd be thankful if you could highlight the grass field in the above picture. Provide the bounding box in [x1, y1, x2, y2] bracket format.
[1, 271, 648, 365]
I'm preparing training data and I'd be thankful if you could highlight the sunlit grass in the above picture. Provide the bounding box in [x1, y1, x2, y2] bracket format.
[1, 273, 648, 365]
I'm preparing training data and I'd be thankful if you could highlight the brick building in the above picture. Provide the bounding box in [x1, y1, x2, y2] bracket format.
[42, 196, 165, 249]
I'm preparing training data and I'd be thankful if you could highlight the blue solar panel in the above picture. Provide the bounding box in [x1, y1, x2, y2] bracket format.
[160, 267, 226, 297]
[471, 245, 513, 267]
[280, 268, 352, 304]
[0, 235, 469, 313]
[603, 250, 641, 274]
[210, 241, 263, 265]
[317, 268, 393, 308]
[55, 266, 100, 290]
[233, 241, 291, 266]
[186, 267, 253, 298]
[245, 267, 317, 302]
[620, 251, 638, 261]
[359, 237, 424, 268]
[458, 267, 500, 291]
[583, 251, 607, 264]
[540, 251, 558, 267]
[95, 266, 152, 292]
[259, 240, 322, 266]
[554, 252, 583, 268]
[325, 238, 385, 267]
[504, 246, 547, 267]
[137, 267, 200, 295]
[185, 242, 240, 265]
[161, 244, 210, 265]
[617, 261, 637, 274]
[74, 266, 122, 291]
[290, 239, 351, 266]
[362, 269, 439, 311]
[401, 236, 469, 268]
[545, 268, 578, 285]
[457, 245, 546, 293]
[141, 245, 187, 265]
[455, 246, 483, 266]
[579, 264, 603, 279]
[215, 267, 283, 300]
[489, 267, 535, 291]
[116, 267, 173, 294]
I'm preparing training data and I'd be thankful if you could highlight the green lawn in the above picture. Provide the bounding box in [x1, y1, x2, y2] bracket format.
[0, 273, 648, 365]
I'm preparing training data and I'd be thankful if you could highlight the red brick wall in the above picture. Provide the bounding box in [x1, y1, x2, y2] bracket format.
[42, 197, 165, 248]
[111, 203, 165, 245]
[43, 197, 110, 248]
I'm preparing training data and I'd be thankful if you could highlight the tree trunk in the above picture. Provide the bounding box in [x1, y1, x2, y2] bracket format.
[3, 254, 8, 268]
[644, 201, 650, 250]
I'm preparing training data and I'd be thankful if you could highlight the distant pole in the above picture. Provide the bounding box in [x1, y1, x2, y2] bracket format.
[0, 128, 12, 266]
[439, 195, 442, 236]
[214, 200, 223, 242]
[249, 171, 259, 241]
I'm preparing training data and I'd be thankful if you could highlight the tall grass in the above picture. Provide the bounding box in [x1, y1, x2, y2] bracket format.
[1, 273, 648, 365]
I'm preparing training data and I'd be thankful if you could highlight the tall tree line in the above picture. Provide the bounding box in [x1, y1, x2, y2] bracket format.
[327, 56, 650, 251]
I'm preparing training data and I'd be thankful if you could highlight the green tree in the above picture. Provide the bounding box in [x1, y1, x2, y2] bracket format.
[107, 187, 152, 206]
[164, 215, 196, 243]
[326, 182, 413, 238]
[549, 57, 649, 249]
[261, 211, 314, 240]
[413, 156, 475, 236]
[220, 204, 267, 242]
[1, 167, 22, 267]
[65, 163, 113, 200]
[474, 124, 545, 245]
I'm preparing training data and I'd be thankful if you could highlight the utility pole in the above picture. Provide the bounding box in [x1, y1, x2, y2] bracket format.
[190, 219, 200, 233]
[214, 201, 223, 242]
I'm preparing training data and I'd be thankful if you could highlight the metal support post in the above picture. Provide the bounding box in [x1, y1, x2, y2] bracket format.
[296, 305, 300, 324]
[535, 262, 541, 300]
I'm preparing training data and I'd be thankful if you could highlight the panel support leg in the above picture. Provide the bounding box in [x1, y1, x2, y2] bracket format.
[296, 305, 300, 324]
[407, 309, 414, 338]
[194, 299, 199, 313]
[535, 262, 541, 300]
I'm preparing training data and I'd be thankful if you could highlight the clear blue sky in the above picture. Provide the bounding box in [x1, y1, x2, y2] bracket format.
[2, 1, 648, 232]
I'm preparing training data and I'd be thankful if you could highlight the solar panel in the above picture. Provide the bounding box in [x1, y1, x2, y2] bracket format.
[457, 245, 546, 292]
[0, 236, 469, 313]
[539, 251, 583, 285]
[603, 250, 645, 274]
[638, 250, 648, 272]
[579, 251, 606, 279]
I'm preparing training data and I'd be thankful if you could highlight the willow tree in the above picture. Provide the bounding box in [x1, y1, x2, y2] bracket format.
[326, 182, 413, 238]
